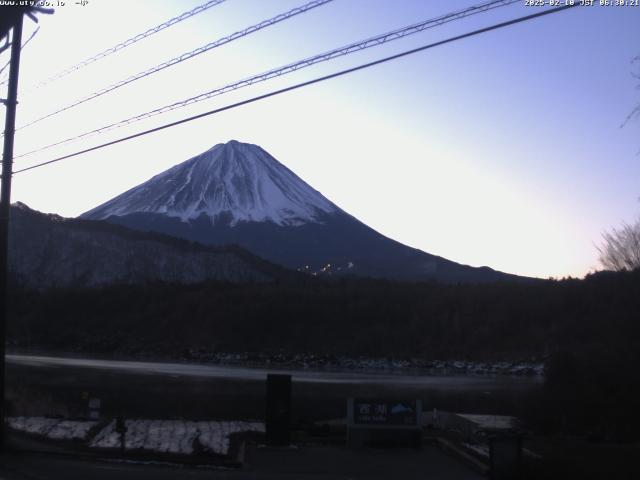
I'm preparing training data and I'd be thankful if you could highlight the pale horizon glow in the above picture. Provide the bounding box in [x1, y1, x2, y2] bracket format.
[3, 0, 639, 279]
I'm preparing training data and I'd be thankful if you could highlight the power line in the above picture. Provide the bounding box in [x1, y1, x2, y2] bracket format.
[0, 37, 9, 56]
[0, 26, 39, 81]
[11, 3, 579, 176]
[7, 0, 228, 90]
[14, 0, 334, 132]
[15, 0, 518, 160]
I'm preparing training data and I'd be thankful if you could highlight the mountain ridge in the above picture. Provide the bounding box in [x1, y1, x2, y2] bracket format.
[82, 140, 528, 284]
[9, 202, 300, 289]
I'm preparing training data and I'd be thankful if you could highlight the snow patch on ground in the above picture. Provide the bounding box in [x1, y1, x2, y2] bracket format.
[462, 442, 490, 458]
[462, 442, 542, 460]
[90, 419, 264, 456]
[7, 417, 98, 441]
[456, 414, 517, 430]
[8, 416, 265, 457]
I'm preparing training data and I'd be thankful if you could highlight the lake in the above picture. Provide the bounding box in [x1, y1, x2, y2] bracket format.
[6, 354, 542, 421]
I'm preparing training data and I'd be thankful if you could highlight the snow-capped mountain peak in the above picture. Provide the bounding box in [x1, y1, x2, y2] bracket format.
[81, 140, 522, 283]
[83, 140, 338, 226]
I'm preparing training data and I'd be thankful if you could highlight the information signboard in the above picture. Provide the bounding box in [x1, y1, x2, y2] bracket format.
[347, 398, 423, 447]
[352, 399, 419, 426]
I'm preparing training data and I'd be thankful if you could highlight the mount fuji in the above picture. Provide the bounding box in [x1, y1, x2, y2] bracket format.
[82, 140, 521, 283]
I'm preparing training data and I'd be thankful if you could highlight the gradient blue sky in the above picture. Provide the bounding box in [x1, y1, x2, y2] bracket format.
[3, 0, 639, 279]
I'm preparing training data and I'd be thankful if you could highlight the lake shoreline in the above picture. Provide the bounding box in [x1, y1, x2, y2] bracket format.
[6, 348, 545, 378]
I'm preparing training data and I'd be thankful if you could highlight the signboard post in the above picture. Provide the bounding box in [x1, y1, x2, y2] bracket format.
[115, 416, 127, 455]
[88, 398, 101, 420]
[489, 434, 522, 480]
[347, 398, 422, 447]
[266, 374, 292, 446]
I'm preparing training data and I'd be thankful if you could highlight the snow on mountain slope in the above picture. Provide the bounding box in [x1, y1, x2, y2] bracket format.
[83, 140, 338, 226]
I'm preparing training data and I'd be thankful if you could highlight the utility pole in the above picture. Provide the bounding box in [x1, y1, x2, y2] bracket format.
[0, 12, 24, 452]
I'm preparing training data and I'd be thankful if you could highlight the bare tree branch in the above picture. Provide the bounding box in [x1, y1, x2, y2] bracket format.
[622, 56, 640, 128]
[598, 216, 640, 271]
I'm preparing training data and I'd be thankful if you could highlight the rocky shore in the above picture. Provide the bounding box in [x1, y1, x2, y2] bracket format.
[179, 350, 545, 377]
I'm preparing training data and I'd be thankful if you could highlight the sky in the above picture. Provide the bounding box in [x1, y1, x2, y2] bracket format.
[1, 0, 639, 279]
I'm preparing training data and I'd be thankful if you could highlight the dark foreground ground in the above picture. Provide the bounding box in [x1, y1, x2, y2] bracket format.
[3, 429, 640, 480]
[0, 444, 483, 480]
